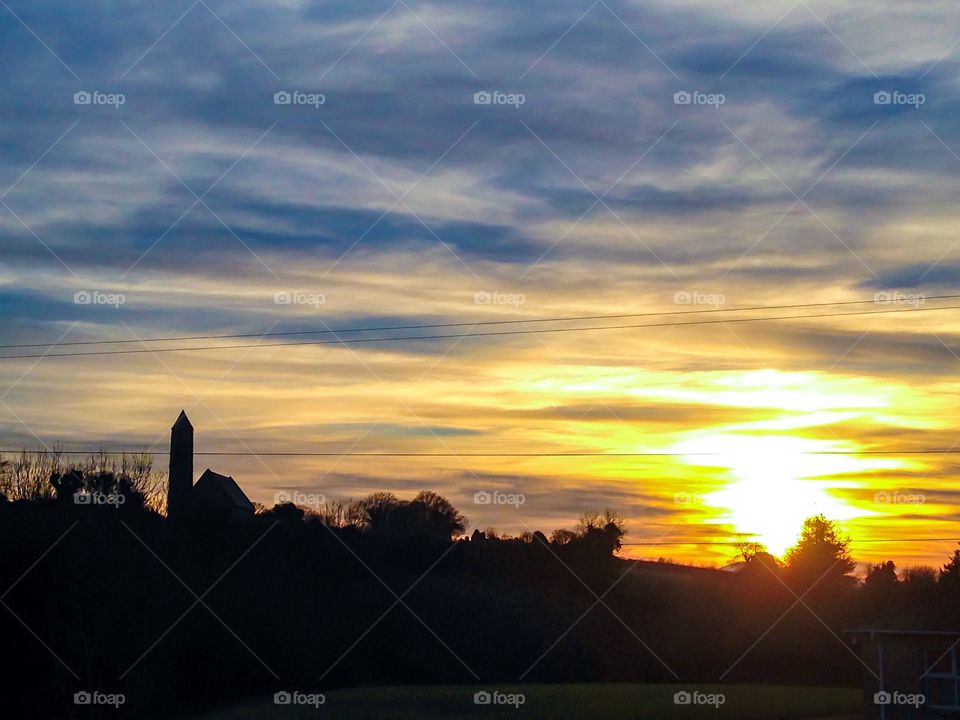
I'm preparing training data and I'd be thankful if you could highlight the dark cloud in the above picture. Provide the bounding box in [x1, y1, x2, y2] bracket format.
[865, 264, 960, 291]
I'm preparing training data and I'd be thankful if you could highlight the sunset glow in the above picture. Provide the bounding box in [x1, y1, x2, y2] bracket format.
[9, 4, 960, 718]
[3, 0, 960, 573]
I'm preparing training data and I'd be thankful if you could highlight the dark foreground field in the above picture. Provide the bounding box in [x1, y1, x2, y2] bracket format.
[190, 684, 861, 720]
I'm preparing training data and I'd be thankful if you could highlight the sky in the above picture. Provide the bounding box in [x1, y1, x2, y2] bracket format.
[2, 0, 960, 568]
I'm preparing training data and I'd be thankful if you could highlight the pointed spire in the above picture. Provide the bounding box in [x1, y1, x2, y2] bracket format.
[172, 410, 193, 430]
[168, 410, 194, 519]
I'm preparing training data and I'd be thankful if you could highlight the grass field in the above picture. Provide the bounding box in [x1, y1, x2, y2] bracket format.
[190, 684, 861, 719]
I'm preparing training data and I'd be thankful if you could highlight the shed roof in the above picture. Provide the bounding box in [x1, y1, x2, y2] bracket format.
[845, 604, 960, 636]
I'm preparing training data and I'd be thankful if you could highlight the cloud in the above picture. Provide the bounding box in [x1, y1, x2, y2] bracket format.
[865, 264, 960, 290]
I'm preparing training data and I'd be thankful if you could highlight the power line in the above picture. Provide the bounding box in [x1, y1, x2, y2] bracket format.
[4, 293, 957, 351]
[4, 449, 960, 456]
[622, 538, 960, 546]
[2, 303, 958, 361]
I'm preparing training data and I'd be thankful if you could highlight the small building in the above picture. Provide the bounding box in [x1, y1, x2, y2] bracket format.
[167, 411, 255, 520]
[193, 469, 255, 517]
[847, 619, 960, 719]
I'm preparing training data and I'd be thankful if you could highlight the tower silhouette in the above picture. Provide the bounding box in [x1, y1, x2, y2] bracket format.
[168, 410, 194, 519]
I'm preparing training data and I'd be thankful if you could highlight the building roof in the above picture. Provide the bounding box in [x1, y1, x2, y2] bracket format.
[845, 604, 960, 636]
[846, 628, 960, 637]
[194, 468, 255, 514]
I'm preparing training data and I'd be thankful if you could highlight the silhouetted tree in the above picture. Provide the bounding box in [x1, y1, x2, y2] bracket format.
[266, 502, 306, 524]
[0, 457, 8, 501]
[356, 491, 465, 544]
[901, 565, 938, 595]
[735, 541, 767, 564]
[741, 551, 782, 580]
[862, 560, 899, 612]
[573, 509, 626, 557]
[411, 491, 466, 541]
[784, 514, 855, 586]
[5, 450, 61, 500]
[865, 560, 898, 590]
[359, 491, 401, 532]
[49, 468, 147, 510]
[313, 499, 365, 528]
[940, 544, 960, 590]
[50, 468, 83, 502]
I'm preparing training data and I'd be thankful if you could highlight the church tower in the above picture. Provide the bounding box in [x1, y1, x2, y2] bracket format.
[168, 410, 194, 519]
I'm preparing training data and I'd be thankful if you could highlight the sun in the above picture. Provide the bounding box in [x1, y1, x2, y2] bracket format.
[671, 434, 882, 555]
[705, 474, 858, 555]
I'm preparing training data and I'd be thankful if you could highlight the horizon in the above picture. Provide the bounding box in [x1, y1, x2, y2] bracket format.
[1, 394, 957, 574]
[3, 0, 960, 573]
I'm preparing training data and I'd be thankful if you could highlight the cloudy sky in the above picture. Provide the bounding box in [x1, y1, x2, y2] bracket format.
[2, 0, 960, 566]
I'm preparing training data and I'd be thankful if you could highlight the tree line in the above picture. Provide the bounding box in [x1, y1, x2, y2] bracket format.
[1, 451, 958, 719]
